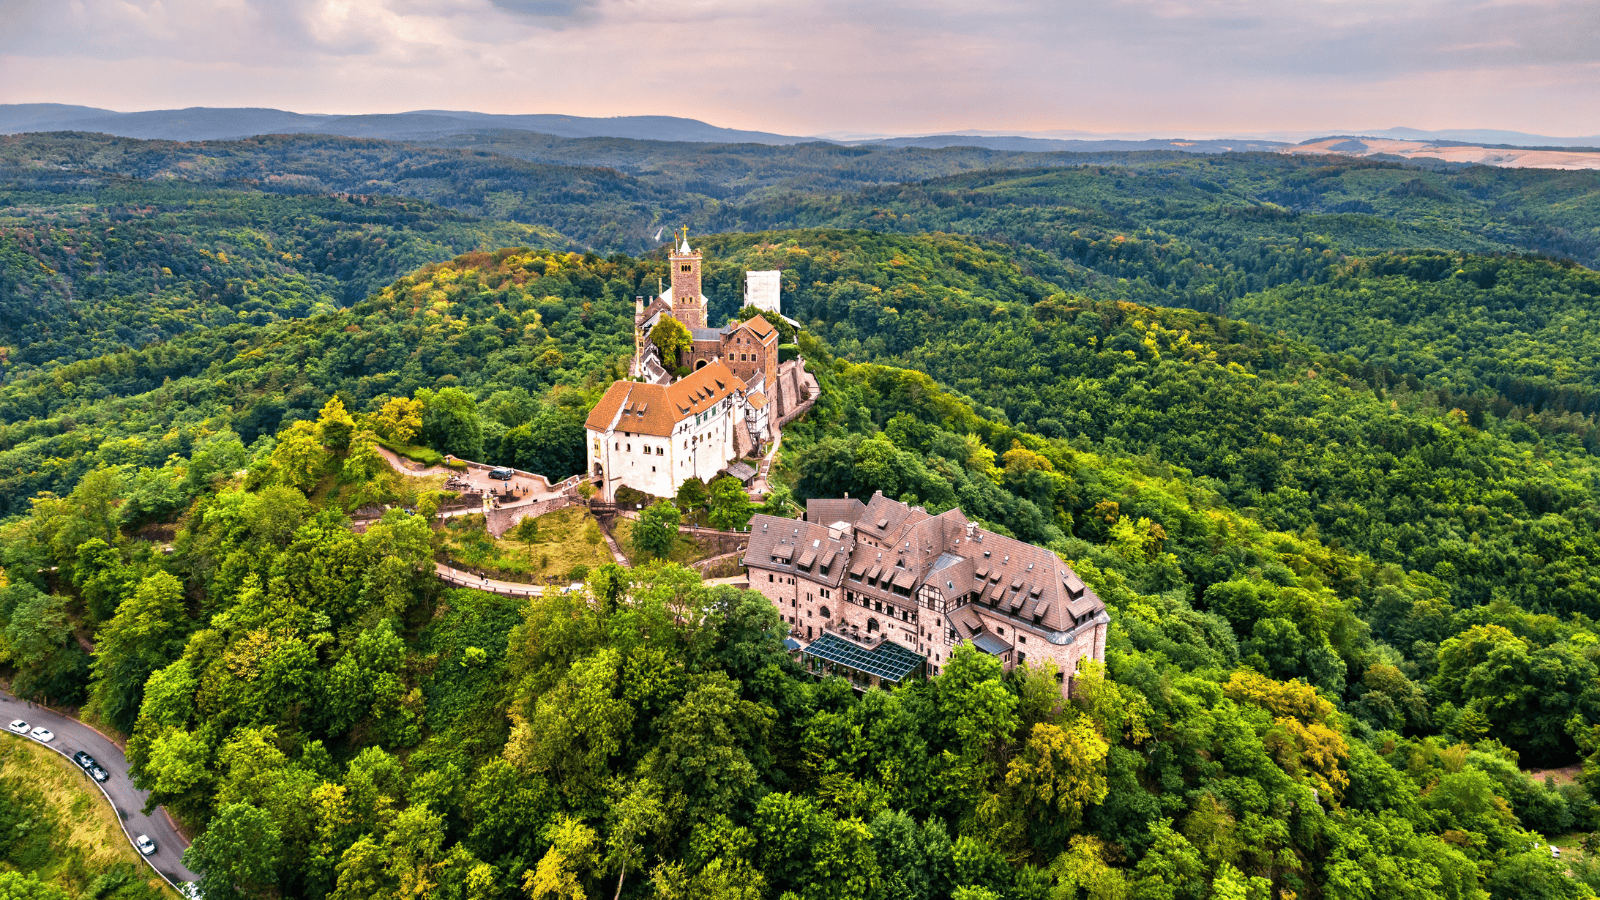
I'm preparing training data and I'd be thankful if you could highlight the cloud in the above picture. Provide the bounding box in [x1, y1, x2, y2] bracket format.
[487, 0, 598, 18]
[0, 0, 1596, 136]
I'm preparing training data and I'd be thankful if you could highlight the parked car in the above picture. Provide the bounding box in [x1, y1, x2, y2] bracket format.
[1552, 846, 1562, 859]
[135, 834, 157, 856]
[89, 765, 109, 783]
[6, 719, 28, 735]
[73, 750, 95, 768]
[489, 467, 515, 481]
[29, 727, 54, 743]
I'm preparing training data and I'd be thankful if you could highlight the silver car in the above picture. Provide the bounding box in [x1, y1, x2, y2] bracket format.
[135, 834, 157, 856]
[7, 719, 28, 735]
[29, 726, 54, 743]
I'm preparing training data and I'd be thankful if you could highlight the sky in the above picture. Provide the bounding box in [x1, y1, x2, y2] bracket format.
[2, 0, 1598, 139]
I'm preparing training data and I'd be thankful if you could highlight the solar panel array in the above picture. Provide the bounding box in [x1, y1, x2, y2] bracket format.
[803, 633, 926, 682]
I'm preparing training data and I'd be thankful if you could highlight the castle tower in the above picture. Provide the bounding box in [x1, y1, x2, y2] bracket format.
[670, 228, 705, 330]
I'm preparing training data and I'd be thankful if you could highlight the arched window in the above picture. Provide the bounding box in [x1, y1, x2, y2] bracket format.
[820, 606, 831, 620]
[867, 618, 879, 633]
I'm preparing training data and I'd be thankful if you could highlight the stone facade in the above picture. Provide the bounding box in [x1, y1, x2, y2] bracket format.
[668, 236, 706, 329]
[606, 235, 814, 503]
[633, 235, 784, 413]
[584, 360, 753, 503]
[743, 493, 1110, 695]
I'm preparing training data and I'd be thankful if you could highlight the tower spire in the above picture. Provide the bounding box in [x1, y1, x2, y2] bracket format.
[678, 226, 691, 254]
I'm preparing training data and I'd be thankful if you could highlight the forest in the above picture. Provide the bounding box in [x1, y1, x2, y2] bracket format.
[1, 131, 1600, 899]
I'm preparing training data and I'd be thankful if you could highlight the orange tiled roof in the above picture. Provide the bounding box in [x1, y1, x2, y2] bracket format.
[741, 315, 776, 338]
[585, 360, 746, 437]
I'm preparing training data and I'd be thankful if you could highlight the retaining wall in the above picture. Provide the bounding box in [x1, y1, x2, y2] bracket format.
[486, 495, 582, 537]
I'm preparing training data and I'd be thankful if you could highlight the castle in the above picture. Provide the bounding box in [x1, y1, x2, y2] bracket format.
[586, 233, 812, 503]
[743, 492, 1109, 695]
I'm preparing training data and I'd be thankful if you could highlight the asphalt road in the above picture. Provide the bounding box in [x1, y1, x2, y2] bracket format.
[0, 689, 198, 887]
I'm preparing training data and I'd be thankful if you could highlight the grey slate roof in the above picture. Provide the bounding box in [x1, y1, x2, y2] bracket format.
[805, 498, 866, 528]
[743, 515, 852, 588]
[749, 491, 1106, 640]
[971, 632, 1012, 656]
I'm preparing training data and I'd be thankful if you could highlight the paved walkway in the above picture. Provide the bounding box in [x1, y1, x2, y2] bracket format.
[374, 446, 564, 514]
[598, 525, 630, 565]
[703, 575, 751, 589]
[0, 689, 197, 890]
[435, 562, 548, 598]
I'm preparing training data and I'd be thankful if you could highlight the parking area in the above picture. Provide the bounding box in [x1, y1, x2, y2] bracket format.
[440, 465, 556, 507]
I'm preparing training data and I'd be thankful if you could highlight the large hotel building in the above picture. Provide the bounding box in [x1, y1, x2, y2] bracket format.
[743, 492, 1109, 695]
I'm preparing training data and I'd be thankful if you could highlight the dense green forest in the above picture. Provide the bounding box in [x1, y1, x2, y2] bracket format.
[0, 176, 561, 371]
[1232, 253, 1600, 414]
[1, 243, 1599, 899]
[7, 132, 1599, 266]
[4, 131, 1600, 898]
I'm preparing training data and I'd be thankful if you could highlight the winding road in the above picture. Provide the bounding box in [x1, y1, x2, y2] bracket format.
[0, 689, 197, 889]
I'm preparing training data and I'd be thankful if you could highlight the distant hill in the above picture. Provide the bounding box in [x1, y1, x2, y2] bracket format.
[0, 104, 808, 144]
[846, 134, 1287, 153]
[1288, 135, 1600, 170]
[1367, 126, 1600, 147]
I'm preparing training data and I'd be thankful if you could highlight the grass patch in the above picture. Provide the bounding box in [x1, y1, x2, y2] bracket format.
[376, 435, 445, 468]
[441, 506, 613, 583]
[611, 516, 737, 567]
[0, 737, 175, 898]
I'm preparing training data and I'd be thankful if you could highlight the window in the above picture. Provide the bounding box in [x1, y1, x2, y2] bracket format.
[769, 574, 774, 582]
[820, 606, 831, 619]
[680, 264, 691, 272]
[1018, 635, 1027, 644]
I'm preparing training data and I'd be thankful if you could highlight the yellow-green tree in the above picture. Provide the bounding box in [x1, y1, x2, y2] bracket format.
[269, 420, 333, 493]
[650, 317, 693, 364]
[317, 397, 357, 450]
[374, 396, 425, 445]
[524, 817, 598, 900]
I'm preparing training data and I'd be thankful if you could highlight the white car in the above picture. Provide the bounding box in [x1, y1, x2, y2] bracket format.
[29, 727, 54, 743]
[135, 834, 157, 856]
[6, 719, 28, 735]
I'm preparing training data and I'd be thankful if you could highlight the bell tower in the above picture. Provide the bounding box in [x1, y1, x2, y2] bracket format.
[669, 227, 705, 330]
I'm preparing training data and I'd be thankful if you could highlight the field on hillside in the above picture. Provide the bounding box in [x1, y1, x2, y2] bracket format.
[0, 737, 174, 899]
